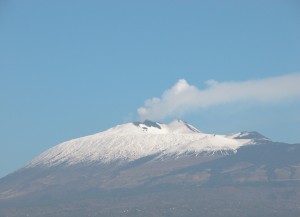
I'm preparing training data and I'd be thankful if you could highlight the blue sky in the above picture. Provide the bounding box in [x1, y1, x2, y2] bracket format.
[1, 0, 300, 178]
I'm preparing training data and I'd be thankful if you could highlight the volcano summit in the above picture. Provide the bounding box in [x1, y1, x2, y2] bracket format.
[26, 120, 256, 168]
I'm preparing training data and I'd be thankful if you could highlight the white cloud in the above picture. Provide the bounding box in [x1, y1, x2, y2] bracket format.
[137, 72, 300, 121]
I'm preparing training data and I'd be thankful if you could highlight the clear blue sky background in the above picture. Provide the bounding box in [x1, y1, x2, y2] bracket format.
[1, 0, 300, 178]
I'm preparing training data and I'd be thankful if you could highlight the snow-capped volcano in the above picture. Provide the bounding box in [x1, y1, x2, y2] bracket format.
[26, 120, 255, 168]
[1, 120, 299, 217]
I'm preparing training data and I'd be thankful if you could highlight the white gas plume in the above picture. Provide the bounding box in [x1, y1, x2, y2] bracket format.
[138, 73, 300, 120]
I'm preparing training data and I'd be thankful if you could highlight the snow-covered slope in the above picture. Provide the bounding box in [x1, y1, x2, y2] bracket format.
[26, 120, 254, 168]
[228, 131, 271, 143]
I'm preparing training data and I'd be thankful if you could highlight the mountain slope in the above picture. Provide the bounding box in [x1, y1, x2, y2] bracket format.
[26, 120, 252, 168]
[0, 120, 299, 217]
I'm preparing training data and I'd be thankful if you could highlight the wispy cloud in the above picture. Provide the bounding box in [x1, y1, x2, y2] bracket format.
[138, 73, 300, 121]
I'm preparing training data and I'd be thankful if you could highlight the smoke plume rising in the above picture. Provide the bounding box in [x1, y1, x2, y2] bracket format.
[138, 73, 300, 121]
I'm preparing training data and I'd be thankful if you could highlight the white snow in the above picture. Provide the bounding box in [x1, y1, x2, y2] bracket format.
[26, 120, 253, 168]
[227, 131, 270, 142]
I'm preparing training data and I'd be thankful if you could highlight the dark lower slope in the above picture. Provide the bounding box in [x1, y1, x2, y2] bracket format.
[1, 185, 300, 217]
[0, 142, 300, 217]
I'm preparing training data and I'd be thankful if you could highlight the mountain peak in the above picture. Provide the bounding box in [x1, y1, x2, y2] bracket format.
[229, 131, 271, 143]
[166, 119, 202, 134]
[25, 120, 252, 168]
[111, 119, 201, 135]
[133, 120, 162, 129]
